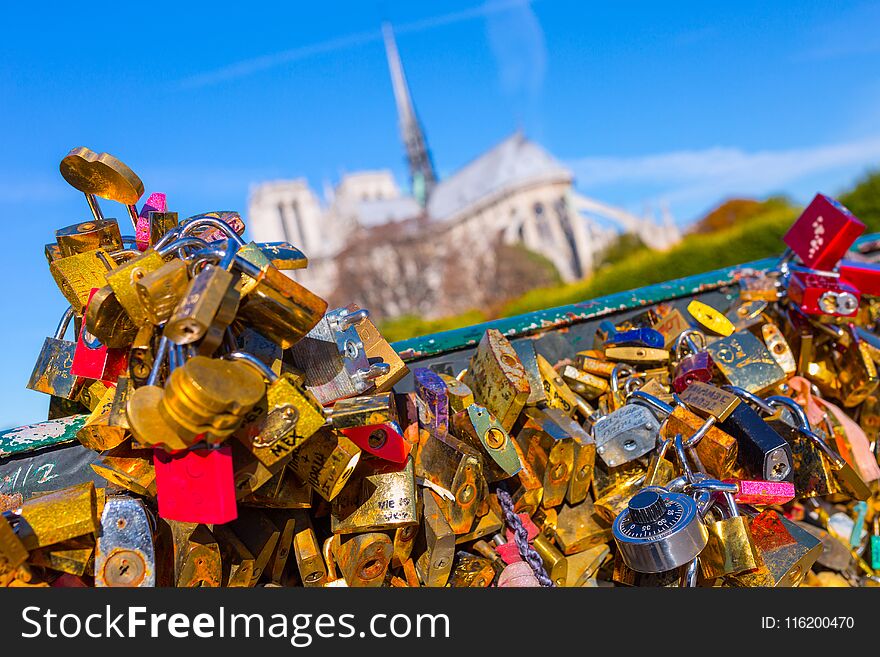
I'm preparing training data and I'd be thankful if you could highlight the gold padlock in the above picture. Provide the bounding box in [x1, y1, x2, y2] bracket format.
[463, 329, 531, 432]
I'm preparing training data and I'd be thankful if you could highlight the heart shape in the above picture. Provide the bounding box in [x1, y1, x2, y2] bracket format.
[59, 146, 144, 204]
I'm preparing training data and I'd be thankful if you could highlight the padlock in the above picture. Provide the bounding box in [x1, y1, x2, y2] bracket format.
[836, 329, 879, 407]
[292, 516, 327, 587]
[455, 506, 504, 544]
[561, 364, 609, 400]
[159, 355, 266, 446]
[782, 192, 865, 270]
[330, 457, 418, 533]
[604, 345, 670, 365]
[727, 509, 822, 587]
[83, 284, 138, 348]
[414, 428, 483, 533]
[94, 496, 156, 587]
[104, 248, 168, 326]
[346, 303, 408, 392]
[462, 328, 531, 432]
[165, 263, 239, 346]
[70, 288, 129, 382]
[228, 352, 326, 468]
[412, 367, 449, 437]
[28, 538, 93, 577]
[438, 373, 475, 413]
[449, 552, 495, 587]
[700, 491, 761, 579]
[706, 330, 786, 394]
[153, 444, 237, 524]
[414, 489, 455, 587]
[240, 466, 311, 508]
[788, 269, 860, 317]
[761, 321, 797, 376]
[574, 351, 617, 378]
[766, 395, 869, 500]
[287, 428, 362, 502]
[12, 482, 99, 550]
[0, 516, 29, 580]
[214, 524, 256, 587]
[687, 299, 735, 336]
[450, 404, 521, 482]
[228, 509, 281, 585]
[134, 193, 168, 249]
[26, 306, 85, 400]
[331, 532, 393, 587]
[261, 509, 296, 584]
[285, 307, 386, 404]
[49, 248, 115, 314]
[793, 521, 854, 572]
[183, 210, 246, 242]
[59, 146, 144, 229]
[603, 326, 665, 349]
[76, 383, 127, 451]
[671, 329, 714, 393]
[55, 218, 123, 257]
[536, 354, 590, 418]
[612, 487, 708, 573]
[91, 454, 156, 497]
[516, 407, 576, 508]
[592, 402, 658, 468]
[553, 498, 613, 555]
[723, 478, 795, 505]
[232, 253, 327, 349]
[164, 521, 222, 587]
[134, 258, 189, 326]
[532, 533, 568, 586]
[870, 517, 880, 571]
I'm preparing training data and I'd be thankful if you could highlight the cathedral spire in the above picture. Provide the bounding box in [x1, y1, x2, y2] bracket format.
[382, 22, 437, 206]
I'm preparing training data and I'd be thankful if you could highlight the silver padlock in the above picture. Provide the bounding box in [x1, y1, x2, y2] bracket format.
[94, 496, 156, 587]
[592, 403, 658, 467]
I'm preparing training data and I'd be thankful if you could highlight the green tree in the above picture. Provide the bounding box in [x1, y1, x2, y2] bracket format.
[840, 169, 880, 232]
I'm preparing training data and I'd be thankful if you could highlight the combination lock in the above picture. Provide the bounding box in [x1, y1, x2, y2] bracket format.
[612, 487, 708, 573]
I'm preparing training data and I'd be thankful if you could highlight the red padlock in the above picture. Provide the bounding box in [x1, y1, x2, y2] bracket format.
[70, 288, 129, 382]
[153, 444, 237, 524]
[672, 330, 714, 393]
[839, 259, 880, 297]
[340, 422, 409, 463]
[783, 193, 865, 270]
[787, 270, 860, 317]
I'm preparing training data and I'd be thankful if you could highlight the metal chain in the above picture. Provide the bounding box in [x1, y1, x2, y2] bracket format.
[495, 487, 554, 587]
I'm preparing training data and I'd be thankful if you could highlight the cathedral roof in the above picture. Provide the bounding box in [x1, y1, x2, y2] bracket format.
[427, 132, 572, 221]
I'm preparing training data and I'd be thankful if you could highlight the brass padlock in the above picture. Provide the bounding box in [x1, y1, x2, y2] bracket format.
[26, 307, 84, 400]
[214, 524, 256, 587]
[49, 248, 114, 314]
[287, 428, 361, 502]
[516, 407, 576, 508]
[331, 457, 418, 534]
[83, 285, 138, 348]
[449, 552, 495, 587]
[165, 521, 222, 587]
[699, 492, 761, 579]
[414, 490, 455, 587]
[134, 258, 190, 326]
[706, 330, 786, 394]
[14, 482, 99, 550]
[450, 403, 521, 482]
[331, 532, 393, 587]
[77, 383, 127, 451]
[293, 519, 327, 587]
[55, 218, 124, 257]
[463, 329, 531, 432]
[90, 455, 156, 497]
[105, 249, 167, 326]
[228, 509, 281, 585]
[165, 263, 238, 346]
[553, 498, 613, 555]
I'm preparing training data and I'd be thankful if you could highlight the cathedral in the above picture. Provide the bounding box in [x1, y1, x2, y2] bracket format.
[247, 24, 680, 320]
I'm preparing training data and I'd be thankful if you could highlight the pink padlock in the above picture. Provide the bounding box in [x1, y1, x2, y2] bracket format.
[135, 192, 167, 250]
[153, 444, 237, 524]
[724, 478, 795, 505]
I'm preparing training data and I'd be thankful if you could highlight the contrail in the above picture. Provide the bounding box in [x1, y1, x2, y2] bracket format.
[176, 0, 536, 89]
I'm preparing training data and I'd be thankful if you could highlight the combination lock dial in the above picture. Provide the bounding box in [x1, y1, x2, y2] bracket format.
[612, 488, 708, 573]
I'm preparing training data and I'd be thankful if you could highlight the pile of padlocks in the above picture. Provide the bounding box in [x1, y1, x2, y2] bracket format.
[2, 147, 880, 588]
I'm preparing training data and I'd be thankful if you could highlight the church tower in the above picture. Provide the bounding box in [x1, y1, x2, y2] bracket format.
[382, 22, 437, 206]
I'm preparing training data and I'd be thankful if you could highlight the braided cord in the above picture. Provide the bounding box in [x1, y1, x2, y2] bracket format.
[496, 488, 554, 587]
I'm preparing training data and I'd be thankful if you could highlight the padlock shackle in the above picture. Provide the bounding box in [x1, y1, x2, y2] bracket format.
[54, 306, 75, 340]
[180, 217, 246, 247]
[673, 329, 705, 359]
[157, 236, 209, 257]
[628, 390, 673, 416]
[147, 336, 171, 386]
[720, 385, 776, 415]
[609, 363, 635, 392]
[766, 395, 846, 468]
[223, 351, 279, 382]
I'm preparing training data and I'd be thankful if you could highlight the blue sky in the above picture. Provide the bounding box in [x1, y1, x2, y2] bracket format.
[2, 0, 880, 428]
